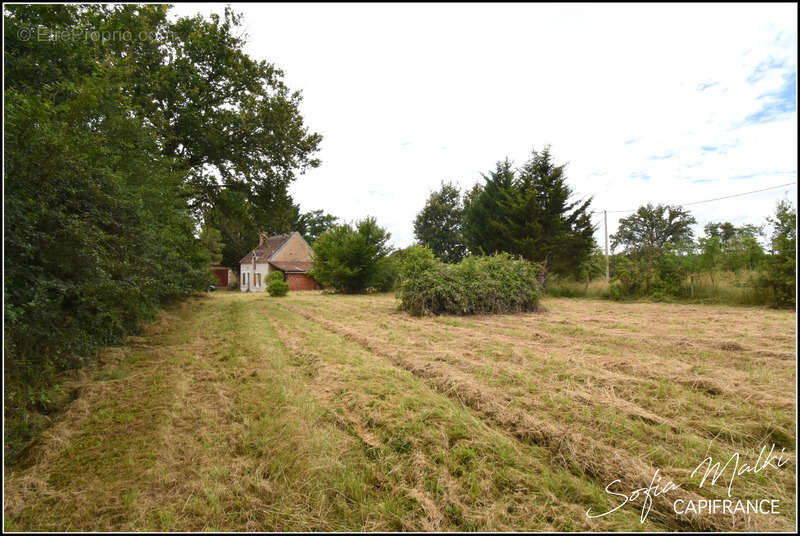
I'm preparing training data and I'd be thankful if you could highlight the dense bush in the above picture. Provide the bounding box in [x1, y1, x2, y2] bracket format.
[396, 247, 543, 315]
[267, 270, 285, 283]
[368, 248, 418, 292]
[4, 4, 321, 462]
[267, 279, 289, 297]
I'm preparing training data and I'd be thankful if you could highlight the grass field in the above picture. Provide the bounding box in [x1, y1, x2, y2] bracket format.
[4, 291, 796, 531]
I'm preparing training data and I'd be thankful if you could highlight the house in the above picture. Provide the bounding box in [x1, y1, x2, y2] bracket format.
[239, 231, 319, 291]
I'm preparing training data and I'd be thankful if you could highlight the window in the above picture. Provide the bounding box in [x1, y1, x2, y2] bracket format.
[257, 273, 261, 287]
[241, 273, 245, 287]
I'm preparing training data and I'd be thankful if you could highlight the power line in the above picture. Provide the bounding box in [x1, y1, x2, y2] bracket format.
[594, 181, 796, 270]
[682, 181, 797, 207]
[592, 181, 797, 214]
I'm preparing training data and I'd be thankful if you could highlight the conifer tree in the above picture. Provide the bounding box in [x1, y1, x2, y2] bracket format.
[463, 148, 596, 278]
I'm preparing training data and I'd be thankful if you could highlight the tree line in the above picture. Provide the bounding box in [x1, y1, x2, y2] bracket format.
[309, 147, 596, 293]
[310, 144, 794, 309]
[4, 4, 324, 456]
[412, 161, 795, 306]
[607, 200, 795, 305]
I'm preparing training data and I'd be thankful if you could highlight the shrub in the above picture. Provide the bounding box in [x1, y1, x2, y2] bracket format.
[396, 249, 543, 316]
[267, 270, 285, 283]
[608, 281, 625, 301]
[372, 255, 400, 292]
[267, 280, 289, 297]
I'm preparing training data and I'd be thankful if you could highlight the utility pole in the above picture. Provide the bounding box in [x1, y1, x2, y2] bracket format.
[604, 209, 609, 281]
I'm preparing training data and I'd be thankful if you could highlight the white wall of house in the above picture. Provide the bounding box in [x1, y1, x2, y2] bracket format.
[239, 262, 271, 292]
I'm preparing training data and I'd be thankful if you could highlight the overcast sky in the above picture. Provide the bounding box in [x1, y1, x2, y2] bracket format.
[172, 3, 797, 249]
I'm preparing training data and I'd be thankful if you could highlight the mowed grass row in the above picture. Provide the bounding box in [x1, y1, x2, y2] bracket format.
[4, 292, 795, 531]
[283, 292, 796, 531]
[6, 295, 425, 531]
[6, 293, 642, 531]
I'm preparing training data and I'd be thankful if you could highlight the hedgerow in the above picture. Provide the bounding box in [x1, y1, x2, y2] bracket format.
[396, 246, 543, 316]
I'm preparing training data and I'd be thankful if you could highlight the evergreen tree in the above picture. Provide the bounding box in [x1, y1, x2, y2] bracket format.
[413, 181, 467, 263]
[463, 148, 596, 278]
[462, 159, 516, 256]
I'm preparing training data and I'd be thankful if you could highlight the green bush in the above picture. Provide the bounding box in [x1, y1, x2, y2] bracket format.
[267, 280, 289, 297]
[396, 248, 543, 315]
[267, 270, 285, 283]
[608, 282, 624, 301]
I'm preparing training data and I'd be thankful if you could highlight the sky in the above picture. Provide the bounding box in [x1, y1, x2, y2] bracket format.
[171, 3, 797, 250]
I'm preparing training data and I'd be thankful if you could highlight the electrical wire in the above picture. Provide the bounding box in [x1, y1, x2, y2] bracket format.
[592, 181, 797, 214]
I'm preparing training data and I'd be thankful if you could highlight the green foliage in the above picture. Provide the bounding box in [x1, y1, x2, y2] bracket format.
[373, 255, 401, 292]
[653, 247, 691, 297]
[3, 4, 320, 460]
[462, 147, 596, 277]
[697, 235, 723, 286]
[609, 256, 647, 296]
[267, 279, 289, 297]
[612, 204, 697, 257]
[397, 246, 439, 282]
[396, 251, 543, 316]
[200, 224, 225, 265]
[414, 181, 467, 263]
[267, 270, 286, 283]
[701, 222, 766, 273]
[611, 203, 696, 293]
[293, 209, 338, 246]
[759, 200, 796, 307]
[310, 217, 392, 293]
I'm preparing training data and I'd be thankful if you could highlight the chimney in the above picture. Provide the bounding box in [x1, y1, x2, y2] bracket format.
[259, 231, 269, 246]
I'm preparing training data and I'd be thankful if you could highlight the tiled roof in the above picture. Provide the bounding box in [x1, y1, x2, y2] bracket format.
[269, 261, 313, 273]
[239, 233, 292, 264]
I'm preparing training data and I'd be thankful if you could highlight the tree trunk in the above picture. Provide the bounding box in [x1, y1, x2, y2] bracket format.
[537, 260, 548, 288]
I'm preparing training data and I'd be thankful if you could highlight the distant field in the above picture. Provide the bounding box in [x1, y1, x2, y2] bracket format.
[5, 292, 795, 531]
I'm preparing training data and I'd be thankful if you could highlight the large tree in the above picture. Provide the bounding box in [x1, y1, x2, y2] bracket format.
[462, 159, 516, 257]
[611, 203, 696, 293]
[463, 148, 596, 278]
[6, 3, 323, 256]
[4, 4, 321, 456]
[293, 209, 339, 245]
[413, 181, 467, 263]
[310, 217, 392, 293]
[612, 204, 697, 255]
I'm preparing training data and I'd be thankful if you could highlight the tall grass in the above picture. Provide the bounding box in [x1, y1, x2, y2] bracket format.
[546, 270, 776, 306]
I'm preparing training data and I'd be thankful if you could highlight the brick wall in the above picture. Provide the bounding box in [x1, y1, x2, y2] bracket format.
[287, 273, 318, 291]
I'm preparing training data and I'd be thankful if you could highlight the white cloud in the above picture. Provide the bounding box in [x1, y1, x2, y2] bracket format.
[171, 3, 797, 247]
